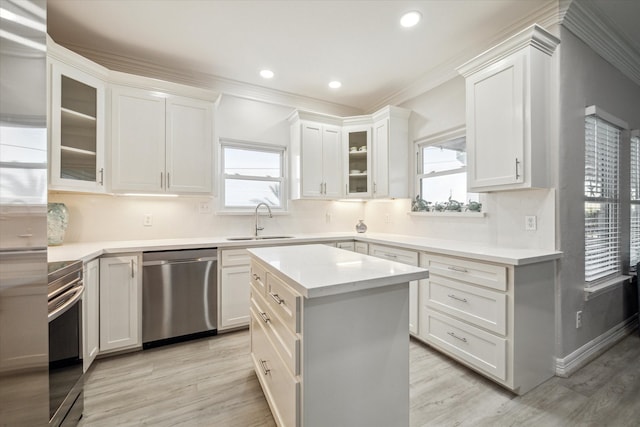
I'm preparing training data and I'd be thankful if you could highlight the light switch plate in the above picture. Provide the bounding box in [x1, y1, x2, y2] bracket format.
[199, 201, 211, 214]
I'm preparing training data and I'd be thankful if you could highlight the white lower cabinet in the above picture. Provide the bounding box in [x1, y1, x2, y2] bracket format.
[82, 258, 100, 371]
[250, 256, 409, 427]
[336, 241, 355, 251]
[368, 244, 419, 335]
[99, 254, 141, 353]
[354, 242, 368, 254]
[219, 249, 251, 330]
[417, 252, 555, 394]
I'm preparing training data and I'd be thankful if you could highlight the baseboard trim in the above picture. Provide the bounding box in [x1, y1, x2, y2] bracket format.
[555, 314, 638, 378]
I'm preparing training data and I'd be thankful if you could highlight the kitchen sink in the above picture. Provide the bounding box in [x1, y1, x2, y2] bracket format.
[227, 235, 294, 241]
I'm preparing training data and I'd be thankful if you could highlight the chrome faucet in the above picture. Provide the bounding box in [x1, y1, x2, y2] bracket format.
[254, 202, 273, 237]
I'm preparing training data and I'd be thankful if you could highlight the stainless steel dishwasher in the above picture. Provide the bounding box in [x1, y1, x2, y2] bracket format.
[142, 249, 217, 348]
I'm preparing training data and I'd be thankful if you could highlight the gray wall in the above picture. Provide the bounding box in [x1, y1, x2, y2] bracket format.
[557, 27, 640, 358]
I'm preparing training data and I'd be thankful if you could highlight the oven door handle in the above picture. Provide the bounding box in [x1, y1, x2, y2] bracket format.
[48, 284, 84, 322]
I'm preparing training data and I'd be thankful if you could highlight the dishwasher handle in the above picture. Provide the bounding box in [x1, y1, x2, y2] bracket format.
[143, 256, 217, 267]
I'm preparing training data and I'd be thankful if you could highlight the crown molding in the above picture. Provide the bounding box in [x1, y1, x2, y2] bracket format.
[368, 0, 561, 112]
[53, 40, 362, 117]
[561, 0, 640, 87]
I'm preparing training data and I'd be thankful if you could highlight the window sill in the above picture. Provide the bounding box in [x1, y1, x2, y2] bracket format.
[407, 211, 486, 218]
[584, 275, 631, 301]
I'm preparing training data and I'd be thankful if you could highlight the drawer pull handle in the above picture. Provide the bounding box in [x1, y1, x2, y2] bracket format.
[384, 253, 398, 259]
[269, 292, 284, 305]
[448, 266, 468, 273]
[252, 273, 261, 281]
[447, 294, 468, 303]
[259, 311, 270, 323]
[447, 331, 468, 343]
[260, 359, 271, 375]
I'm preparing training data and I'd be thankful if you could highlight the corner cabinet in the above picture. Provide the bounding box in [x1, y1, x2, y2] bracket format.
[49, 58, 106, 192]
[111, 85, 214, 194]
[417, 252, 555, 395]
[457, 24, 559, 192]
[99, 254, 142, 353]
[289, 111, 343, 199]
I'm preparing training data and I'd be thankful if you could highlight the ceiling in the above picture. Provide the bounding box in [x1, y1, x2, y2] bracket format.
[46, 0, 640, 113]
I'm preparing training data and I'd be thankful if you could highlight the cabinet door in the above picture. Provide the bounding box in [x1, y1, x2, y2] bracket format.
[323, 125, 343, 198]
[165, 96, 213, 193]
[219, 265, 251, 330]
[466, 54, 525, 190]
[300, 123, 324, 197]
[99, 256, 140, 352]
[344, 126, 370, 197]
[82, 258, 100, 371]
[372, 118, 389, 198]
[50, 60, 105, 192]
[111, 86, 166, 192]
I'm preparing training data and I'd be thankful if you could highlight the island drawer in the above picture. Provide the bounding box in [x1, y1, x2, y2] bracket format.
[251, 262, 267, 294]
[425, 275, 507, 335]
[423, 310, 506, 381]
[266, 272, 301, 334]
[221, 248, 250, 267]
[251, 310, 300, 427]
[369, 244, 418, 266]
[423, 254, 507, 291]
[251, 287, 300, 376]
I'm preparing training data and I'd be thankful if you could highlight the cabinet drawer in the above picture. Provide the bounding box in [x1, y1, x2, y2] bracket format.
[221, 249, 250, 267]
[369, 244, 418, 266]
[423, 310, 506, 381]
[251, 262, 267, 294]
[425, 254, 507, 291]
[251, 311, 300, 427]
[426, 275, 507, 335]
[354, 242, 368, 254]
[336, 241, 355, 251]
[266, 273, 301, 334]
[251, 288, 300, 376]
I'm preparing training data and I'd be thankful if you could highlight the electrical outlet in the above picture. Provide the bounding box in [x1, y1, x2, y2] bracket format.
[576, 310, 582, 328]
[198, 201, 211, 214]
[143, 214, 153, 227]
[525, 215, 537, 231]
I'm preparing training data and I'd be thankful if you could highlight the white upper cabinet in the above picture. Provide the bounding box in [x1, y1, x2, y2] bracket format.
[111, 86, 214, 194]
[49, 56, 106, 192]
[372, 106, 410, 198]
[457, 24, 559, 192]
[289, 106, 410, 200]
[290, 111, 343, 199]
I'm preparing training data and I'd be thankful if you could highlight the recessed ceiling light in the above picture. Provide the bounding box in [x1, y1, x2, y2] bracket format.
[260, 69, 274, 79]
[328, 80, 342, 89]
[400, 11, 422, 28]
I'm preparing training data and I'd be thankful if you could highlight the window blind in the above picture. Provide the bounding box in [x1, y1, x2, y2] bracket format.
[584, 115, 621, 283]
[631, 135, 640, 267]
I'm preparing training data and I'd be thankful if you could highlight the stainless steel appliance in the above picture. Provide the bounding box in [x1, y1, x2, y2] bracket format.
[48, 260, 84, 427]
[142, 249, 217, 348]
[0, 0, 49, 425]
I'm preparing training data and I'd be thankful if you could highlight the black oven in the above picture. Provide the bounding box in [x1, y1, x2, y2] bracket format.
[48, 260, 84, 427]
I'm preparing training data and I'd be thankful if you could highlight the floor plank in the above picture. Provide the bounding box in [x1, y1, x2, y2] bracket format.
[78, 330, 640, 426]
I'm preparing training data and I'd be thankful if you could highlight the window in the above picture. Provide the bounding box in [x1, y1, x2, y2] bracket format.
[584, 110, 624, 283]
[221, 140, 286, 210]
[416, 128, 478, 209]
[631, 132, 640, 269]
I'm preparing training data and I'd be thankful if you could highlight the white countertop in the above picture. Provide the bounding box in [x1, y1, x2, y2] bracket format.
[47, 232, 562, 266]
[248, 244, 428, 298]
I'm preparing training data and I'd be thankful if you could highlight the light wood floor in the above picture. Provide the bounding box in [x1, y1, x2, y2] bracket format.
[79, 330, 640, 427]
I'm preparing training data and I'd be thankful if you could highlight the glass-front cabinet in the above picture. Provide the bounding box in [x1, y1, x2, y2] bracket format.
[345, 126, 371, 197]
[50, 60, 105, 192]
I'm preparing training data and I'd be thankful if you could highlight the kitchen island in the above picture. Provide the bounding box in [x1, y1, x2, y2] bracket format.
[247, 244, 428, 427]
